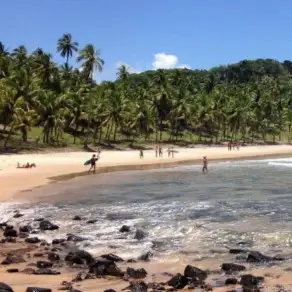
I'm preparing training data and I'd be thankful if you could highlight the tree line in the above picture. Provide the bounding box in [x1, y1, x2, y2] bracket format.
[1, 33, 292, 149]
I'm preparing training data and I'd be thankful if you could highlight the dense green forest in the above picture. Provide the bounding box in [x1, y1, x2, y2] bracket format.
[1, 33, 292, 151]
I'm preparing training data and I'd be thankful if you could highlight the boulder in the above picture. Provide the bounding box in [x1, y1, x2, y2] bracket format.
[168, 273, 189, 289]
[52, 239, 66, 244]
[0, 283, 14, 292]
[6, 269, 19, 273]
[86, 219, 97, 224]
[229, 248, 248, 254]
[184, 265, 207, 281]
[89, 258, 124, 277]
[119, 225, 130, 232]
[221, 263, 246, 273]
[39, 220, 59, 231]
[1, 255, 25, 265]
[240, 274, 264, 287]
[34, 268, 60, 275]
[247, 251, 284, 263]
[65, 250, 94, 265]
[127, 282, 148, 292]
[48, 252, 60, 261]
[25, 288, 52, 292]
[134, 229, 146, 240]
[67, 234, 86, 242]
[19, 225, 31, 233]
[25, 237, 40, 244]
[126, 267, 147, 279]
[3, 228, 17, 237]
[101, 254, 124, 262]
[73, 216, 82, 221]
[13, 213, 24, 219]
[225, 278, 238, 285]
[36, 261, 53, 269]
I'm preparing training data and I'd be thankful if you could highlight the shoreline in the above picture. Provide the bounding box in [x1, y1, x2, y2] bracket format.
[0, 145, 292, 201]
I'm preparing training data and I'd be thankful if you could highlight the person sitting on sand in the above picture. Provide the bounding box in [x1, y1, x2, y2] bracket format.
[202, 156, 208, 173]
[17, 162, 36, 169]
[88, 154, 98, 173]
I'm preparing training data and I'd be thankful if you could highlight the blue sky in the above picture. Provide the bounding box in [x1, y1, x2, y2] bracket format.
[0, 0, 291, 81]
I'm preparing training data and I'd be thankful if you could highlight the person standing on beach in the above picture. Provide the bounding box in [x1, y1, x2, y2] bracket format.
[155, 146, 158, 157]
[139, 150, 144, 159]
[167, 147, 171, 157]
[89, 154, 98, 173]
[202, 156, 208, 173]
[159, 147, 163, 157]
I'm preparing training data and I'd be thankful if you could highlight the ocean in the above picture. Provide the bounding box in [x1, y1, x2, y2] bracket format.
[2, 157, 292, 264]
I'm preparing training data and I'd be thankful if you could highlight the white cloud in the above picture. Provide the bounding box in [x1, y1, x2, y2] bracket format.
[152, 53, 191, 70]
[115, 61, 141, 74]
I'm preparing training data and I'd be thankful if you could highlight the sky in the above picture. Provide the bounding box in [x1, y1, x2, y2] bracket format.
[1, 0, 292, 81]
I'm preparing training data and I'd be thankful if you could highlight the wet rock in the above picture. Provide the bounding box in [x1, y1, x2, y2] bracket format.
[4, 237, 16, 243]
[221, 263, 246, 273]
[3, 228, 17, 237]
[247, 251, 284, 263]
[19, 225, 31, 233]
[34, 268, 60, 275]
[119, 225, 130, 232]
[127, 282, 148, 292]
[34, 253, 44, 257]
[39, 220, 59, 231]
[6, 269, 19, 273]
[65, 249, 94, 265]
[240, 274, 264, 286]
[67, 234, 86, 242]
[225, 278, 238, 285]
[126, 267, 147, 279]
[73, 216, 82, 221]
[36, 261, 53, 269]
[184, 265, 207, 281]
[52, 239, 66, 244]
[101, 253, 124, 262]
[134, 229, 146, 240]
[0, 282, 14, 292]
[89, 258, 124, 277]
[48, 252, 60, 261]
[229, 249, 248, 254]
[1, 255, 25, 265]
[25, 237, 40, 244]
[168, 273, 189, 289]
[13, 213, 24, 219]
[25, 288, 52, 292]
[86, 219, 97, 224]
[138, 251, 153, 261]
[127, 259, 137, 263]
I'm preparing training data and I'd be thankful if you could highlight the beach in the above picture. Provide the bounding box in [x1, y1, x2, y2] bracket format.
[1, 145, 292, 291]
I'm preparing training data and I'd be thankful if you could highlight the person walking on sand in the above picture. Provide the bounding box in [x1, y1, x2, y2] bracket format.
[139, 149, 144, 159]
[89, 154, 98, 173]
[202, 156, 208, 173]
[167, 147, 171, 158]
[159, 147, 163, 157]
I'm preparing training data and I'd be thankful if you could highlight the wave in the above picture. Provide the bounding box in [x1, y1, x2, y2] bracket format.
[268, 162, 292, 168]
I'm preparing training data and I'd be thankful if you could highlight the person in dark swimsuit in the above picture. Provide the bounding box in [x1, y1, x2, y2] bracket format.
[202, 156, 208, 173]
[89, 154, 97, 173]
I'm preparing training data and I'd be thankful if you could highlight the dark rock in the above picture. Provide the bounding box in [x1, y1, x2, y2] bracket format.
[73, 216, 82, 221]
[25, 288, 52, 292]
[184, 265, 207, 281]
[3, 228, 17, 237]
[168, 273, 189, 289]
[127, 259, 137, 263]
[34, 253, 44, 257]
[22, 268, 36, 274]
[36, 261, 53, 269]
[39, 220, 59, 231]
[138, 251, 153, 261]
[229, 249, 248, 254]
[19, 225, 31, 233]
[67, 234, 86, 242]
[221, 263, 246, 273]
[65, 250, 94, 265]
[89, 258, 124, 277]
[104, 290, 117, 292]
[48, 252, 60, 261]
[25, 237, 40, 244]
[5, 237, 16, 243]
[127, 282, 148, 292]
[0, 282, 14, 292]
[242, 287, 260, 292]
[1, 255, 25, 265]
[225, 278, 238, 285]
[134, 229, 146, 240]
[13, 213, 24, 219]
[240, 274, 264, 286]
[86, 219, 97, 224]
[19, 232, 29, 239]
[126, 267, 147, 279]
[52, 239, 66, 244]
[6, 269, 19, 273]
[119, 225, 130, 232]
[34, 268, 60, 275]
[34, 218, 44, 222]
[31, 230, 39, 234]
[101, 253, 124, 262]
[71, 290, 82, 292]
[247, 251, 284, 263]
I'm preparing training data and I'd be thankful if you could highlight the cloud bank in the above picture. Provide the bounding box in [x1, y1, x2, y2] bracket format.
[152, 53, 190, 70]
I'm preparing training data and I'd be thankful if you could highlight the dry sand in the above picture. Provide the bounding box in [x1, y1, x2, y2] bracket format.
[1, 145, 292, 291]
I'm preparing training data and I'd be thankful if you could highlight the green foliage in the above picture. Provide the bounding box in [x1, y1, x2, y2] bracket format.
[1, 34, 292, 151]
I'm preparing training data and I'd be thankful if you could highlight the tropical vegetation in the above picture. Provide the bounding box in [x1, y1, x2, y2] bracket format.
[1, 34, 292, 151]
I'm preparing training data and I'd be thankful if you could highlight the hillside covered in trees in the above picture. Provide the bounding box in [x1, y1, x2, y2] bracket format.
[1, 33, 292, 151]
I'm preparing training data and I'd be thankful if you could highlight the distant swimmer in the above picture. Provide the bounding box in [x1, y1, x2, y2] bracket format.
[202, 156, 208, 173]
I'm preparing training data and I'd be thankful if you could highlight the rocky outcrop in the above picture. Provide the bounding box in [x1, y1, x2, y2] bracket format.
[65, 250, 94, 265]
[221, 263, 246, 273]
[167, 273, 189, 289]
[39, 220, 59, 231]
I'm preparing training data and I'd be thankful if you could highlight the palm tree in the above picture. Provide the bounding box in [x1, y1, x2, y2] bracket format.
[57, 33, 78, 67]
[117, 64, 130, 81]
[77, 44, 104, 81]
[0, 41, 9, 56]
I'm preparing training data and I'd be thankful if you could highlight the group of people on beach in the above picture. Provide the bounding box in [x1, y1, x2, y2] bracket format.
[139, 146, 175, 159]
[228, 141, 240, 151]
[16, 162, 36, 169]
